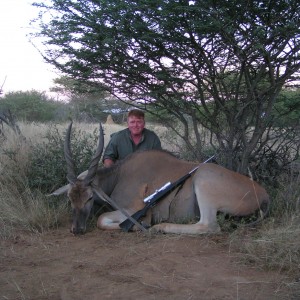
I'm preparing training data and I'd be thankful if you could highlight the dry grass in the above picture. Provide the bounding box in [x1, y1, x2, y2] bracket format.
[0, 166, 69, 238]
[228, 171, 300, 280]
[0, 177, 69, 238]
[229, 217, 300, 277]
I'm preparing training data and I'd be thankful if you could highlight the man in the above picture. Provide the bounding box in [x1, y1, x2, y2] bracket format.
[103, 109, 162, 167]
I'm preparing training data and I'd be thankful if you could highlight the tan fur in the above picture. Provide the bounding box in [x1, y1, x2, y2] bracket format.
[53, 150, 270, 235]
[151, 163, 269, 234]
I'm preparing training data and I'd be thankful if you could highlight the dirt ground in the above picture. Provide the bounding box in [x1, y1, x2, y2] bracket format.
[0, 226, 298, 300]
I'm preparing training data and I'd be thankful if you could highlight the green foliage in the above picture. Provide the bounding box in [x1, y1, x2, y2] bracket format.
[27, 124, 100, 193]
[50, 76, 131, 122]
[273, 89, 300, 127]
[32, 0, 300, 175]
[51, 76, 108, 97]
[0, 90, 68, 122]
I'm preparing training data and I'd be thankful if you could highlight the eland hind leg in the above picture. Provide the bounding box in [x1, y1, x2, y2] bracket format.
[97, 210, 127, 230]
[150, 205, 220, 235]
[150, 176, 221, 235]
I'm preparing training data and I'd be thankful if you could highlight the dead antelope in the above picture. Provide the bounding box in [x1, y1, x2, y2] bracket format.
[52, 123, 270, 235]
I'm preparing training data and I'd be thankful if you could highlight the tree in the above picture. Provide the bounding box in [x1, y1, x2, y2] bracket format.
[32, 0, 300, 178]
[272, 89, 300, 128]
[50, 76, 130, 122]
[0, 90, 67, 122]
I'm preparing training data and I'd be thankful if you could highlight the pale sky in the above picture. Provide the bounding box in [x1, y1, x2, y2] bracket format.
[0, 0, 58, 95]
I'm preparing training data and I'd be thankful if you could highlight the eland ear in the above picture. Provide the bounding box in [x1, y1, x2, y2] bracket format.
[49, 184, 70, 196]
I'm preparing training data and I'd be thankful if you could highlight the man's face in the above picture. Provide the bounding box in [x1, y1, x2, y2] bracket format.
[127, 116, 145, 136]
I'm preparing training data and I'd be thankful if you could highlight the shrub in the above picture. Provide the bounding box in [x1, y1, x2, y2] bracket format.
[0, 122, 103, 237]
[27, 124, 100, 193]
[0, 90, 68, 122]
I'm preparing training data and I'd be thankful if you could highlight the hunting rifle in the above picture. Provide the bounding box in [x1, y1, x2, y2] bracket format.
[119, 155, 215, 232]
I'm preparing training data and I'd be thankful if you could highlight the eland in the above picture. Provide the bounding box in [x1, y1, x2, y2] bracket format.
[52, 123, 270, 235]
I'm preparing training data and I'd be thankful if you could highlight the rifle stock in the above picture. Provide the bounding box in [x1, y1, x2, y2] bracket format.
[119, 155, 215, 232]
[119, 203, 151, 231]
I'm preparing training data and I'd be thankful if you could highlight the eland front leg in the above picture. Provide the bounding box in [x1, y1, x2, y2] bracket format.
[97, 211, 127, 230]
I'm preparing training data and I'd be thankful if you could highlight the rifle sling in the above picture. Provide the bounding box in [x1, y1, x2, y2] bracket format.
[174, 181, 186, 198]
[92, 187, 148, 232]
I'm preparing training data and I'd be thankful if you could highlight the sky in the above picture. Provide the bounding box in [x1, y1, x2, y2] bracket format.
[0, 0, 58, 96]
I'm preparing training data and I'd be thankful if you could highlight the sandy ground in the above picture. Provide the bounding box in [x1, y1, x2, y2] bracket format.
[0, 226, 298, 300]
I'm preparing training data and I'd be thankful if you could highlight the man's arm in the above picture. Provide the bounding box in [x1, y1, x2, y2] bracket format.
[102, 133, 118, 166]
[154, 135, 162, 150]
[151, 132, 162, 150]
